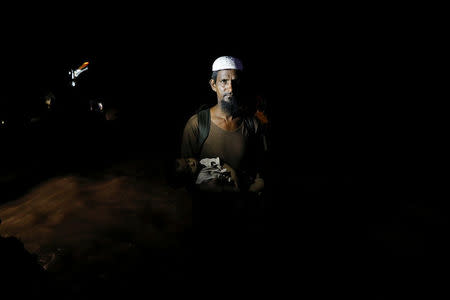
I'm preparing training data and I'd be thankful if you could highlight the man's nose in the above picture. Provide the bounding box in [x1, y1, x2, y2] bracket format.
[225, 82, 233, 93]
[226, 81, 238, 93]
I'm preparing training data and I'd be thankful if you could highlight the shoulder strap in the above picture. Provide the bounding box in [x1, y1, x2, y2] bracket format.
[244, 115, 269, 152]
[197, 108, 210, 154]
[244, 116, 256, 135]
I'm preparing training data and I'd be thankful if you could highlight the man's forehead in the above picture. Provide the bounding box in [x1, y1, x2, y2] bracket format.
[217, 69, 240, 79]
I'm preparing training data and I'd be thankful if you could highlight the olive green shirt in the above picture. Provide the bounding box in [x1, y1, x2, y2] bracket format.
[180, 113, 260, 173]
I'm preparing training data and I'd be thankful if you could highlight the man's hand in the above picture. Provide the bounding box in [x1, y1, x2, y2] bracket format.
[223, 163, 239, 190]
[248, 173, 264, 194]
[197, 163, 240, 193]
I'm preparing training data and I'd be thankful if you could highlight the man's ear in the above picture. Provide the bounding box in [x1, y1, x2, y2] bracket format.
[209, 79, 217, 92]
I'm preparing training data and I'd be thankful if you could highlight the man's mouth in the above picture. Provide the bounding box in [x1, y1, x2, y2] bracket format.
[223, 94, 233, 101]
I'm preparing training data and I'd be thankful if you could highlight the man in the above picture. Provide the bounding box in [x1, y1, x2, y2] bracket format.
[179, 56, 268, 264]
[180, 56, 265, 194]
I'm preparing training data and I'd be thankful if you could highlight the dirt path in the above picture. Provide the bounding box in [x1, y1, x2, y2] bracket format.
[0, 158, 193, 296]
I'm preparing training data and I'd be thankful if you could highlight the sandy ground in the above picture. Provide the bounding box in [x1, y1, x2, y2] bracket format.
[0, 157, 194, 296]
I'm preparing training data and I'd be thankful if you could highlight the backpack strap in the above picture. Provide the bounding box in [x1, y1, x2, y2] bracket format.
[244, 115, 269, 152]
[243, 116, 256, 135]
[197, 108, 210, 155]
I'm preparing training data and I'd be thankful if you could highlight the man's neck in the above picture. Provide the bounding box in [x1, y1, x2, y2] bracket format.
[212, 105, 236, 120]
[211, 105, 242, 130]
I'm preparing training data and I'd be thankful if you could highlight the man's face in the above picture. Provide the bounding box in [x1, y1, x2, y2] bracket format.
[210, 69, 242, 115]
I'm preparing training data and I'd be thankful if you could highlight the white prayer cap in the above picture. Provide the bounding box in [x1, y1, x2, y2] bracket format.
[212, 56, 243, 72]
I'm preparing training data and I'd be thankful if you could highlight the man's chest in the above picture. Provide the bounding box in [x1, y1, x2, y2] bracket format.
[200, 127, 247, 168]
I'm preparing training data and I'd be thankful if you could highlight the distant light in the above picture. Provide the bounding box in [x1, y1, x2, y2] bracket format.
[78, 61, 89, 70]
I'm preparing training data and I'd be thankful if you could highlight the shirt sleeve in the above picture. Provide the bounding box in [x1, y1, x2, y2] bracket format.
[180, 115, 199, 158]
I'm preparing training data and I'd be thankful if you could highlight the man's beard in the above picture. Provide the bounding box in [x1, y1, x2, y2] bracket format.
[220, 94, 242, 117]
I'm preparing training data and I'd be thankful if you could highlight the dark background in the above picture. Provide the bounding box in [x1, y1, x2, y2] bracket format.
[1, 4, 443, 297]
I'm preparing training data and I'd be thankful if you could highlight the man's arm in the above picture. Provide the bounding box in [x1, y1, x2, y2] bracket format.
[180, 115, 199, 158]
